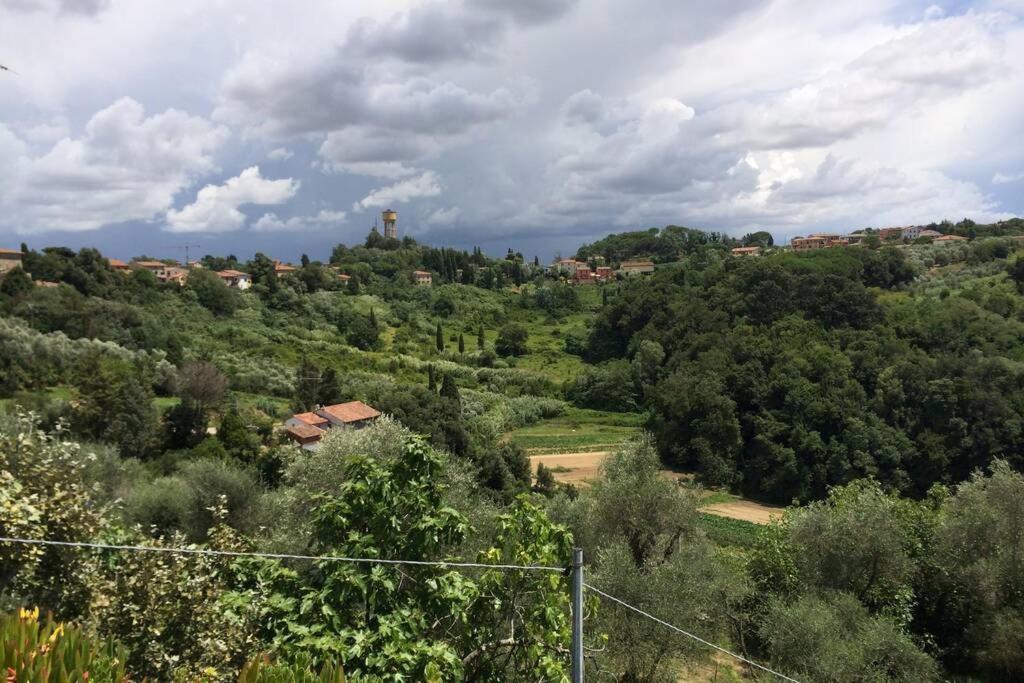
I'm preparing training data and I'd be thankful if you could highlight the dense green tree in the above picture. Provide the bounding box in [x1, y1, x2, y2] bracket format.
[72, 355, 158, 458]
[435, 320, 444, 351]
[186, 268, 239, 316]
[0, 267, 33, 300]
[477, 324, 485, 350]
[495, 323, 528, 357]
[217, 403, 260, 463]
[458, 332, 465, 353]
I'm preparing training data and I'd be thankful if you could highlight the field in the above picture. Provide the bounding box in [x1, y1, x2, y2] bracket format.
[506, 408, 644, 454]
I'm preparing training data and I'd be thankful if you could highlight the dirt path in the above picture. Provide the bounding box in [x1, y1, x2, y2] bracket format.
[530, 451, 609, 485]
[701, 500, 784, 525]
[529, 451, 784, 525]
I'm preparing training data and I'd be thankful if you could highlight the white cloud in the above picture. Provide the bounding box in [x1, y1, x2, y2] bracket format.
[426, 206, 462, 226]
[251, 209, 347, 232]
[166, 166, 299, 233]
[993, 171, 1024, 184]
[1, 97, 227, 233]
[266, 147, 294, 161]
[353, 171, 442, 212]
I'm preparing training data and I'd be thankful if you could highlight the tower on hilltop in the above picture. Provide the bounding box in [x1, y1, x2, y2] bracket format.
[382, 210, 398, 240]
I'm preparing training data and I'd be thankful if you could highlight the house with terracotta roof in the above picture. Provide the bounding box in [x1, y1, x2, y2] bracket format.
[595, 266, 614, 281]
[284, 422, 326, 450]
[108, 258, 132, 272]
[337, 273, 352, 283]
[731, 246, 762, 257]
[935, 234, 968, 242]
[619, 259, 655, 276]
[0, 248, 23, 275]
[316, 401, 381, 429]
[274, 261, 297, 277]
[413, 270, 432, 286]
[131, 260, 172, 279]
[791, 236, 828, 251]
[573, 268, 596, 284]
[282, 401, 382, 450]
[217, 269, 252, 290]
[286, 411, 331, 431]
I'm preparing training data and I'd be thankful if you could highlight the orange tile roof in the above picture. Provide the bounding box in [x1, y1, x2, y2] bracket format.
[108, 258, 130, 268]
[0, 248, 22, 256]
[217, 269, 249, 278]
[413, 270, 431, 276]
[286, 423, 325, 440]
[293, 412, 329, 427]
[132, 260, 166, 268]
[319, 401, 381, 423]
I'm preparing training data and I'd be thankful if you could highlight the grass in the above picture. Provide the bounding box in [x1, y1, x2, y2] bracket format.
[698, 513, 762, 550]
[506, 408, 643, 454]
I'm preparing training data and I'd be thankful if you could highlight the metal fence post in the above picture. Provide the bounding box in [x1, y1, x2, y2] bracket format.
[571, 547, 584, 683]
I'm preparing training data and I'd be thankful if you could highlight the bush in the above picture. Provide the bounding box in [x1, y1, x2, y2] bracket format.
[495, 324, 529, 357]
[0, 608, 129, 681]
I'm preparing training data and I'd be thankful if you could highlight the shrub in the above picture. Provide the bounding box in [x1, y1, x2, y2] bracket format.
[0, 608, 129, 682]
[495, 324, 529, 357]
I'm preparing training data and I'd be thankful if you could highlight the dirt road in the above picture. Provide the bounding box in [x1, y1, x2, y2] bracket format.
[701, 500, 784, 525]
[530, 451, 609, 485]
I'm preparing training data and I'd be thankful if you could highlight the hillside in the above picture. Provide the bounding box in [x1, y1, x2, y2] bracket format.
[2, 227, 1024, 680]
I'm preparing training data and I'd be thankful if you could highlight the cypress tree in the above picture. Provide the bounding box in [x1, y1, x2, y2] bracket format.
[458, 333, 465, 354]
[428, 364, 437, 392]
[436, 321, 445, 352]
[440, 373, 460, 404]
[602, 287, 609, 306]
[369, 307, 377, 328]
[477, 324, 485, 350]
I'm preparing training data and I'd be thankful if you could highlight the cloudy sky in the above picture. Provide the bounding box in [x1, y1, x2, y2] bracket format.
[2, 0, 1023, 261]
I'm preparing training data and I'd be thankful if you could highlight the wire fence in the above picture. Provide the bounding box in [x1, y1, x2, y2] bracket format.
[1, 536, 799, 681]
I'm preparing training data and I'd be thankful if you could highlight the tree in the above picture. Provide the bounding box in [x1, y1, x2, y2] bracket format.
[248, 252, 278, 294]
[0, 267, 33, 300]
[217, 403, 260, 463]
[601, 287, 609, 306]
[73, 355, 158, 458]
[458, 333, 465, 353]
[477, 324, 485, 350]
[533, 463, 556, 496]
[346, 313, 380, 351]
[174, 360, 227, 413]
[435, 321, 445, 352]
[261, 436, 573, 679]
[439, 373, 460, 404]
[186, 268, 238, 316]
[758, 592, 939, 682]
[495, 324, 528, 357]
[427, 364, 437, 392]
[293, 357, 321, 412]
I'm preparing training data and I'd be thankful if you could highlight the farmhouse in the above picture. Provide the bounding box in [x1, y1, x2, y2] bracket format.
[108, 258, 132, 272]
[0, 248, 23, 275]
[217, 269, 252, 289]
[413, 270, 432, 286]
[619, 259, 655, 276]
[595, 266, 614, 281]
[552, 259, 587, 276]
[791, 236, 828, 251]
[284, 422, 326, 451]
[284, 401, 382, 450]
[573, 268, 596, 284]
[935, 234, 968, 242]
[131, 260, 172, 279]
[274, 261, 297, 277]
[731, 246, 762, 257]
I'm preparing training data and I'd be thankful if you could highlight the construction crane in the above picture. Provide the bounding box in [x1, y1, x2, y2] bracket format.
[170, 244, 201, 266]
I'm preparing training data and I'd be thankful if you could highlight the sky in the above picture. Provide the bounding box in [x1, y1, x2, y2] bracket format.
[2, 0, 1024, 262]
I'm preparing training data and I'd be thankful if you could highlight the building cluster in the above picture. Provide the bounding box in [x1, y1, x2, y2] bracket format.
[284, 400, 381, 450]
[790, 226, 955, 251]
[549, 257, 654, 283]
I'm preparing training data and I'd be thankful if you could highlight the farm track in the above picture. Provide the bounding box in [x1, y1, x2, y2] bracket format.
[528, 450, 783, 525]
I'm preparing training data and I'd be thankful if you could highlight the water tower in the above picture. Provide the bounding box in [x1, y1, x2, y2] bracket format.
[382, 210, 398, 240]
